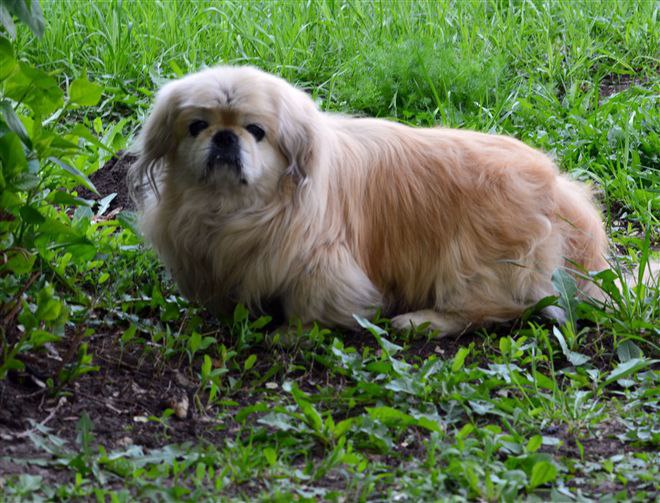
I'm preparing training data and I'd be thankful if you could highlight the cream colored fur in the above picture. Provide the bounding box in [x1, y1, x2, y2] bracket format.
[129, 66, 609, 335]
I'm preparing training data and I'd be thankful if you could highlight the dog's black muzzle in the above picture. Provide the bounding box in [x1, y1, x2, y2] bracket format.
[207, 129, 242, 174]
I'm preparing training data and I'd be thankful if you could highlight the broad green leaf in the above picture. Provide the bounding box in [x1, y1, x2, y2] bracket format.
[616, 340, 643, 363]
[96, 193, 116, 216]
[263, 447, 277, 466]
[541, 436, 561, 446]
[532, 370, 556, 391]
[552, 327, 590, 366]
[286, 382, 323, 432]
[0, 357, 25, 377]
[3, 63, 63, 116]
[0, 9, 17, 40]
[367, 406, 415, 427]
[233, 303, 249, 323]
[117, 210, 139, 234]
[390, 357, 411, 375]
[35, 286, 61, 321]
[354, 314, 388, 336]
[36, 217, 79, 238]
[499, 336, 511, 355]
[48, 190, 92, 207]
[0, 131, 27, 177]
[502, 469, 528, 487]
[28, 329, 61, 346]
[456, 423, 474, 440]
[415, 416, 442, 433]
[244, 354, 257, 371]
[601, 358, 657, 389]
[4, 249, 36, 273]
[565, 350, 590, 367]
[120, 324, 137, 345]
[377, 337, 402, 356]
[68, 124, 114, 153]
[468, 400, 493, 415]
[0, 231, 14, 249]
[525, 435, 543, 453]
[528, 460, 558, 489]
[258, 412, 297, 432]
[188, 332, 202, 353]
[333, 418, 355, 438]
[523, 295, 559, 320]
[0, 36, 17, 79]
[69, 77, 103, 106]
[63, 241, 96, 262]
[77, 412, 94, 455]
[592, 268, 623, 304]
[250, 315, 271, 330]
[385, 377, 417, 395]
[551, 269, 578, 329]
[194, 462, 205, 481]
[48, 156, 98, 194]
[451, 346, 469, 372]
[367, 407, 441, 432]
[3, 0, 45, 37]
[300, 400, 323, 432]
[12, 172, 39, 190]
[355, 315, 402, 356]
[19, 205, 44, 224]
[235, 402, 269, 423]
[0, 99, 30, 147]
[201, 354, 212, 376]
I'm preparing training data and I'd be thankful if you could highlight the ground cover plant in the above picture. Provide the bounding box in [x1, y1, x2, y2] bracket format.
[0, 0, 658, 500]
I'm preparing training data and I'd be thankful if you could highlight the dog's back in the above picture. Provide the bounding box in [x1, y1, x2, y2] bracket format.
[330, 122, 608, 327]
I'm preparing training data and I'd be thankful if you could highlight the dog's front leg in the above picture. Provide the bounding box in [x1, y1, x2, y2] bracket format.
[283, 247, 383, 329]
[391, 310, 473, 337]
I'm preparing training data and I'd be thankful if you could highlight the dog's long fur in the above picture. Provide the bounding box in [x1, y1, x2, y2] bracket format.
[129, 66, 609, 334]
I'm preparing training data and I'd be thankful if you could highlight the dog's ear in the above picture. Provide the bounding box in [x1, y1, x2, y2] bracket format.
[275, 86, 318, 184]
[128, 84, 181, 204]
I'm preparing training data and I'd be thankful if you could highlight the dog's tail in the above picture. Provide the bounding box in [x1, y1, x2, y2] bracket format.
[552, 175, 659, 301]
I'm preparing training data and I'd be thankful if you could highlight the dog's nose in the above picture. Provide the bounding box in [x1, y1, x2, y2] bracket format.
[212, 130, 239, 148]
[208, 129, 242, 174]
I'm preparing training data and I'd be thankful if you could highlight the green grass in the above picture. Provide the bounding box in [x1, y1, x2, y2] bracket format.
[1, 0, 659, 501]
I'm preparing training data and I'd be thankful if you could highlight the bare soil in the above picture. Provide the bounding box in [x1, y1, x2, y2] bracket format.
[599, 73, 649, 103]
[0, 327, 226, 484]
[77, 151, 136, 212]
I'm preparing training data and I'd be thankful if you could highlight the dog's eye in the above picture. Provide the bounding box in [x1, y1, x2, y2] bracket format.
[188, 120, 209, 137]
[245, 124, 265, 142]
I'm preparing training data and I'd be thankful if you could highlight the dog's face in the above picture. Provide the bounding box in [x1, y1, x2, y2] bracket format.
[174, 95, 284, 191]
[132, 66, 317, 205]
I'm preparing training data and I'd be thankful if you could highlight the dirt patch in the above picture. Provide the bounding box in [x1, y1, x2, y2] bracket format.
[540, 420, 635, 461]
[599, 73, 648, 103]
[1, 330, 220, 438]
[539, 419, 655, 496]
[78, 151, 137, 212]
[0, 324, 249, 486]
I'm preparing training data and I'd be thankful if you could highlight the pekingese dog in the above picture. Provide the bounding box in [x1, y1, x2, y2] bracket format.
[129, 66, 608, 335]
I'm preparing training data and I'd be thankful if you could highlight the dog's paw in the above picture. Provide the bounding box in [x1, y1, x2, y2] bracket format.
[541, 305, 567, 325]
[391, 310, 466, 336]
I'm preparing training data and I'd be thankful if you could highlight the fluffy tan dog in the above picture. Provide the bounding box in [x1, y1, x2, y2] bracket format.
[129, 66, 608, 335]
